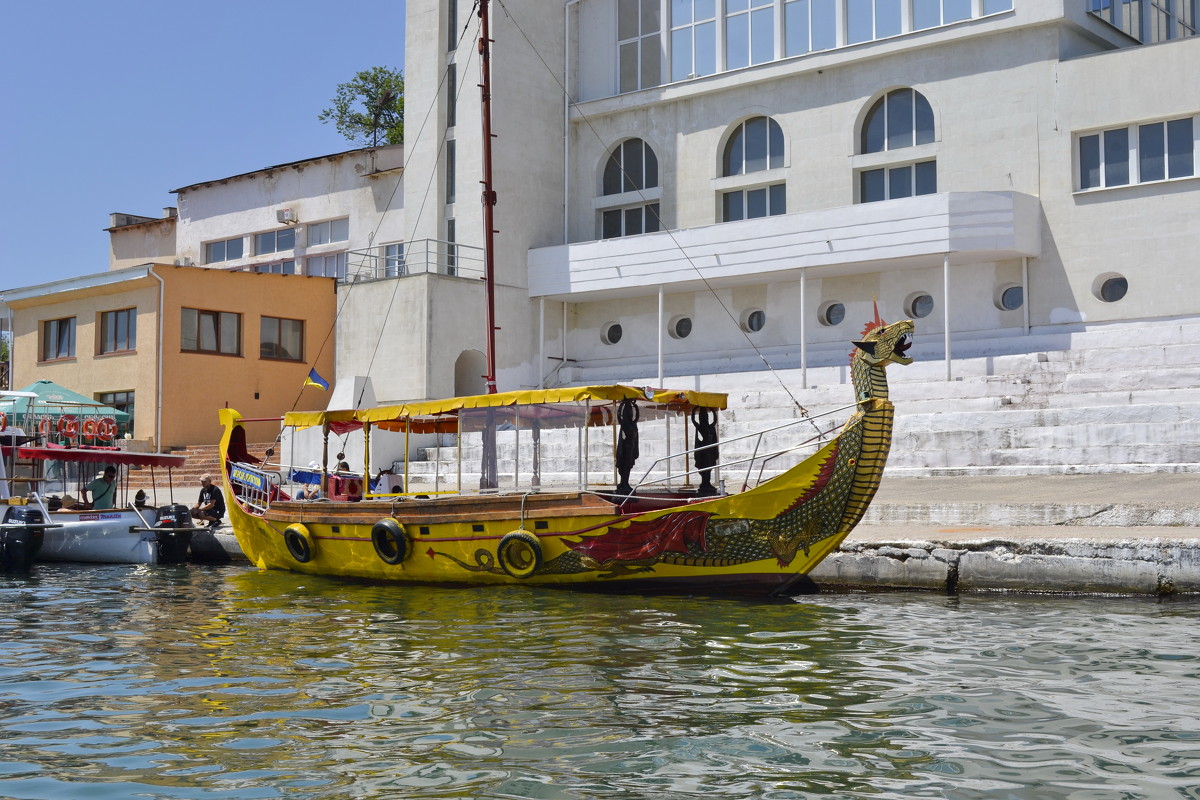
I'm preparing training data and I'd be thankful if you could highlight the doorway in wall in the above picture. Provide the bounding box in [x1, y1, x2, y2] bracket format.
[454, 350, 487, 397]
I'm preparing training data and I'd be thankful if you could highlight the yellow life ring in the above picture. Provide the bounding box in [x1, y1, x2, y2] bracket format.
[283, 524, 315, 563]
[371, 518, 410, 565]
[497, 530, 542, 579]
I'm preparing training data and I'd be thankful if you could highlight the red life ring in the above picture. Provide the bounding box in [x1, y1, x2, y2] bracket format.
[38, 418, 51, 435]
[59, 415, 80, 437]
[81, 418, 98, 438]
[98, 418, 118, 441]
[0, 412, 6, 431]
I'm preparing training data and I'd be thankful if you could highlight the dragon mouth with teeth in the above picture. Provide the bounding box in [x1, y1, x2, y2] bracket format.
[892, 331, 914, 364]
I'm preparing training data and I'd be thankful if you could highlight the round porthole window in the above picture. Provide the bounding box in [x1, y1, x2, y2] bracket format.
[601, 322, 623, 345]
[1099, 276, 1128, 303]
[740, 308, 766, 333]
[819, 302, 845, 327]
[906, 293, 934, 319]
[669, 315, 693, 339]
[996, 285, 1024, 311]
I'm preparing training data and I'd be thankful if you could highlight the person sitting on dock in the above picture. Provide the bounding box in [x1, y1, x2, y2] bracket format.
[86, 466, 117, 510]
[190, 474, 225, 528]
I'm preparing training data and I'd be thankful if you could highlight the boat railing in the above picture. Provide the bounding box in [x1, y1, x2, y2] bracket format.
[630, 401, 862, 495]
[344, 239, 485, 284]
[228, 461, 277, 515]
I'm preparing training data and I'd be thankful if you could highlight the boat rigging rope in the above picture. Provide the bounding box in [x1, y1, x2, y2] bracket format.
[495, 0, 818, 430]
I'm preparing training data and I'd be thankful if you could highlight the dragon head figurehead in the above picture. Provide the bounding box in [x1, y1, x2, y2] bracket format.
[851, 305, 914, 367]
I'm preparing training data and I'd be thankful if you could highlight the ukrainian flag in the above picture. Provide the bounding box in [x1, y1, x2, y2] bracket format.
[304, 368, 330, 390]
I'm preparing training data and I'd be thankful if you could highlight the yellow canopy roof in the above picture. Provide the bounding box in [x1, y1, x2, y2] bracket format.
[284, 385, 727, 430]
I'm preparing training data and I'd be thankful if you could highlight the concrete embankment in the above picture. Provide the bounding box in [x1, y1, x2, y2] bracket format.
[816, 473, 1200, 596]
[192, 473, 1200, 595]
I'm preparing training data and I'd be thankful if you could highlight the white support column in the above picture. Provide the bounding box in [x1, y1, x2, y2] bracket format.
[538, 297, 545, 388]
[800, 269, 808, 389]
[657, 285, 665, 386]
[1021, 256, 1030, 335]
[943, 253, 952, 381]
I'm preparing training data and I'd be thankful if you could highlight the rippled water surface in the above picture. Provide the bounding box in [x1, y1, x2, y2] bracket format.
[1, 564, 1197, 799]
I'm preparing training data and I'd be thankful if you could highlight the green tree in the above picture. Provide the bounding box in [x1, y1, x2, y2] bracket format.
[319, 66, 405, 147]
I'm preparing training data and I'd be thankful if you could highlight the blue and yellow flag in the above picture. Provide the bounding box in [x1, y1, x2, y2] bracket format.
[304, 368, 329, 391]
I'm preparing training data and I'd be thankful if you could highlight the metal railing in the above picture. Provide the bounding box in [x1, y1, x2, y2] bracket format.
[344, 239, 485, 284]
[629, 401, 863, 495]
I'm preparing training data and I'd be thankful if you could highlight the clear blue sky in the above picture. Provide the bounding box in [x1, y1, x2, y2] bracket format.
[0, 1, 405, 288]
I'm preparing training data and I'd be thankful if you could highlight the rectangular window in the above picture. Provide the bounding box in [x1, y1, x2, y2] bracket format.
[446, 62, 457, 128]
[859, 161, 936, 202]
[204, 237, 244, 264]
[99, 308, 136, 354]
[722, 184, 785, 221]
[446, 218, 457, 275]
[446, 139, 456, 203]
[260, 316, 304, 361]
[384, 243, 406, 277]
[1080, 115, 1195, 190]
[97, 391, 134, 437]
[618, 0, 661, 93]
[254, 261, 296, 275]
[305, 252, 347, 279]
[724, 0, 773, 69]
[255, 228, 295, 255]
[671, 0, 717, 80]
[181, 308, 241, 355]
[847, 0, 902, 42]
[447, 0, 458, 51]
[41, 317, 76, 361]
[307, 218, 349, 246]
[601, 203, 660, 239]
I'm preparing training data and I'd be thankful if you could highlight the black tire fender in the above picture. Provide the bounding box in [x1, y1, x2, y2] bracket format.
[371, 518, 410, 565]
[497, 530, 542, 579]
[283, 523, 315, 563]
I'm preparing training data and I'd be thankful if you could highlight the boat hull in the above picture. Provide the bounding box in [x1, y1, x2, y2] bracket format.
[36, 510, 191, 565]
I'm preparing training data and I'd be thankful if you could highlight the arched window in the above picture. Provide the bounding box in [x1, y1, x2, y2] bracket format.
[858, 88, 938, 203]
[721, 116, 786, 221]
[599, 138, 662, 239]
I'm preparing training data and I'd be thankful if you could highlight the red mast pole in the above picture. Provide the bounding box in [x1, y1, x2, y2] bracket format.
[478, 0, 499, 394]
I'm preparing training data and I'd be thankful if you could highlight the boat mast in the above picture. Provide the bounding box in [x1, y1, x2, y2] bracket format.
[478, 0, 498, 394]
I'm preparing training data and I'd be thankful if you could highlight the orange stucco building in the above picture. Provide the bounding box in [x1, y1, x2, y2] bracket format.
[4, 264, 336, 449]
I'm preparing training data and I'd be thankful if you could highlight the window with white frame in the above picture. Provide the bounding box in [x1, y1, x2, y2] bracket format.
[726, 0, 775, 69]
[618, 0, 662, 94]
[253, 261, 296, 275]
[614, 0, 1016, 94]
[721, 116, 786, 221]
[204, 236, 244, 264]
[1088, 0, 1197, 43]
[600, 138, 662, 238]
[384, 243, 406, 277]
[255, 228, 295, 255]
[858, 87, 938, 203]
[41, 317, 76, 361]
[1078, 115, 1197, 190]
[671, 0, 717, 81]
[306, 252, 347, 279]
[307, 218, 349, 246]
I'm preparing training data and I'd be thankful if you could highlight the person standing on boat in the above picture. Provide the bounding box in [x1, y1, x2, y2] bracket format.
[190, 474, 225, 527]
[86, 466, 117, 510]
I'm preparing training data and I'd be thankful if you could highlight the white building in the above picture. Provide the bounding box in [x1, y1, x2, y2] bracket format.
[400, 0, 1198, 391]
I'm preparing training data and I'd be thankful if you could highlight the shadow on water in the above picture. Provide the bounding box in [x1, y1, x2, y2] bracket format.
[0, 564, 1197, 799]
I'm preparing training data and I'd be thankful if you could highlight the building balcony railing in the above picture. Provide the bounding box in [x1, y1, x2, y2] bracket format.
[344, 239, 484, 284]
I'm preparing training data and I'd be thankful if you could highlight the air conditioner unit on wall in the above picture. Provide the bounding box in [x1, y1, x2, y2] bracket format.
[276, 208, 297, 224]
[173, 257, 193, 266]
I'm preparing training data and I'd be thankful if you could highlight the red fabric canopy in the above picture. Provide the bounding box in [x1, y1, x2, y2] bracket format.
[17, 445, 187, 469]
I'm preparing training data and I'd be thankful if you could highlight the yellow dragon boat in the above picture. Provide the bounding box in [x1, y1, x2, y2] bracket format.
[217, 316, 913, 596]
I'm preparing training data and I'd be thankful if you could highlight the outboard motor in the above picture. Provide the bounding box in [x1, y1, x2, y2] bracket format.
[153, 504, 194, 565]
[1, 505, 47, 573]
